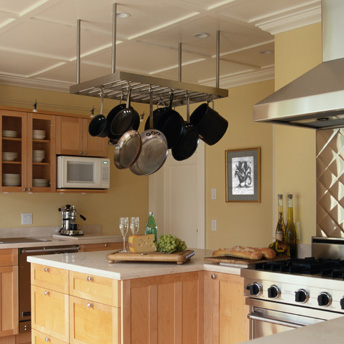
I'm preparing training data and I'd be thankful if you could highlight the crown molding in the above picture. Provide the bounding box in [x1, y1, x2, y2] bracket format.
[200, 66, 274, 89]
[0, 74, 70, 93]
[254, 2, 321, 35]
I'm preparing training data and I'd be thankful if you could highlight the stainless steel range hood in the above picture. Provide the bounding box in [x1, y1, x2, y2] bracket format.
[254, 0, 344, 129]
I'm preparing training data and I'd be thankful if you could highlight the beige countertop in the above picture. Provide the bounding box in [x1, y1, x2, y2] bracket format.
[0, 225, 122, 248]
[27, 248, 242, 279]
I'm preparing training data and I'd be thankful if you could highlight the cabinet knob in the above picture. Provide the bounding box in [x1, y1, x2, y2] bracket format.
[84, 152, 87, 155]
[104, 243, 108, 247]
[28, 188, 32, 192]
[87, 276, 93, 282]
[87, 303, 93, 308]
[45, 337, 51, 342]
[211, 274, 216, 279]
[44, 267, 50, 272]
[79, 151, 82, 154]
[23, 188, 26, 191]
[44, 291, 50, 296]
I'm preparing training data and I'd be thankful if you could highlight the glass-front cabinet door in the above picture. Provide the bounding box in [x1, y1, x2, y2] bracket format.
[28, 113, 56, 192]
[0, 110, 27, 192]
[0, 110, 56, 192]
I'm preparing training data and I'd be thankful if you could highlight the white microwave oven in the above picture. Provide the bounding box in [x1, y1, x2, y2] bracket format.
[57, 156, 110, 189]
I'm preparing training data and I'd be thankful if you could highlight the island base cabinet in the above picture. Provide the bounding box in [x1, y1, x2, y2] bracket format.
[31, 286, 69, 343]
[121, 271, 204, 344]
[203, 272, 249, 344]
[69, 296, 120, 344]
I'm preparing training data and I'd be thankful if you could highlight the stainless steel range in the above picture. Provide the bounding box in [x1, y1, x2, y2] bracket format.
[241, 237, 344, 340]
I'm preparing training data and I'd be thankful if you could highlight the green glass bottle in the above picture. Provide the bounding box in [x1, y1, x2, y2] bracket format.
[286, 194, 297, 258]
[145, 211, 158, 242]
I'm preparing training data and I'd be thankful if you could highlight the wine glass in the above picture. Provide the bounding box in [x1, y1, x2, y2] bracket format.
[130, 217, 139, 235]
[119, 217, 129, 252]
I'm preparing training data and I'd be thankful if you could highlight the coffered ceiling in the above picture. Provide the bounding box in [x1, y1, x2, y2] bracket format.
[0, 0, 321, 93]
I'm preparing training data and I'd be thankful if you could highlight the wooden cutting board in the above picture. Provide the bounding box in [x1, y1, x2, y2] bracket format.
[204, 255, 288, 267]
[106, 250, 195, 265]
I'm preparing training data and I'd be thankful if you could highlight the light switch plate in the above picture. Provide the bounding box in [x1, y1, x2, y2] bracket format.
[21, 213, 32, 225]
[211, 188, 217, 200]
[212, 219, 217, 231]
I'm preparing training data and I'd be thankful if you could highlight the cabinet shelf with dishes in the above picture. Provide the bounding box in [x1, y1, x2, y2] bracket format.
[0, 110, 56, 192]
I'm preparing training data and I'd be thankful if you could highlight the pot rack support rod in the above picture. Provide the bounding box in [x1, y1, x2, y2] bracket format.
[216, 30, 220, 89]
[178, 42, 182, 82]
[112, 3, 117, 73]
[76, 19, 81, 84]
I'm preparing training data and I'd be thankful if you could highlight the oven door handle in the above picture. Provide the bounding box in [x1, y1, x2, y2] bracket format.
[20, 246, 80, 254]
[248, 312, 305, 329]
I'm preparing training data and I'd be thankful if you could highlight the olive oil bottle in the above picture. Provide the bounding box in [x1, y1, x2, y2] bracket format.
[285, 194, 297, 258]
[275, 194, 286, 242]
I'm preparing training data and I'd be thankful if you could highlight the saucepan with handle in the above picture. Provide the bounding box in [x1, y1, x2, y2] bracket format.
[130, 93, 168, 176]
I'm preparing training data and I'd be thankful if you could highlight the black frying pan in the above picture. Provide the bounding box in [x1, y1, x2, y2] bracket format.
[110, 90, 140, 140]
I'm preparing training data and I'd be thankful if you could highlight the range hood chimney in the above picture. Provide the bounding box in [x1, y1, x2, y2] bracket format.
[254, 0, 344, 129]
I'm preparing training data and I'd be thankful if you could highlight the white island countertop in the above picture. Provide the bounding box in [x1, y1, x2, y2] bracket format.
[27, 248, 242, 280]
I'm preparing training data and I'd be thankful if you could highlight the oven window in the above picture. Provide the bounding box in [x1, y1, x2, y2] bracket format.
[67, 162, 94, 182]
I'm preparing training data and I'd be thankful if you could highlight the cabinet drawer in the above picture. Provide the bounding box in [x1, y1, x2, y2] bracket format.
[0, 249, 18, 267]
[32, 329, 68, 344]
[31, 263, 69, 293]
[31, 286, 69, 343]
[82, 242, 122, 252]
[70, 271, 120, 307]
[70, 296, 120, 344]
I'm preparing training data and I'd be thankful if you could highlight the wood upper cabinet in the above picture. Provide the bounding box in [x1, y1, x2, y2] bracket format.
[56, 116, 108, 157]
[122, 271, 204, 344]
[0, 109, 56, 192]
[0, 249, 18, 338]
[203, 271, 249, 344]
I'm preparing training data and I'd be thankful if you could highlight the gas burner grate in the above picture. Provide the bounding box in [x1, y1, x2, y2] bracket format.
[254, 257, 344, 277]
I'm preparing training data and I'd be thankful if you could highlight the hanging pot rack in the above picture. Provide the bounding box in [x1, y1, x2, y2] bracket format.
[69, 3, 228, 107]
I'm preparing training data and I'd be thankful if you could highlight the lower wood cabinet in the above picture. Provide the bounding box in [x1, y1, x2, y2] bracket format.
[203, 271, 249, 344]
[0, 249, 18, 338]
[31, 286, 69, 343]
[32, 329, 67, 344]
[122, 271, 204, 344]
[69, 296, 120, 344]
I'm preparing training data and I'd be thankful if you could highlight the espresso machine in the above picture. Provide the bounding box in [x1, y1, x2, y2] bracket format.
[58, 204, 86, 236]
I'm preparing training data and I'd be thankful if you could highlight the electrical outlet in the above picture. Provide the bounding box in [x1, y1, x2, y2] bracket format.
[212, 219, 217, 231]
[211, 188, 217, 200]
[21, 213, 32, 225]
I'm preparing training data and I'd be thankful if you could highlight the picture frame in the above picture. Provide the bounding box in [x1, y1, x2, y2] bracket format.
[225, 147, 261, 202]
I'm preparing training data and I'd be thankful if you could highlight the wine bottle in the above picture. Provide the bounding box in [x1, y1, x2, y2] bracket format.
[145, 211, 158, 242]
[275, 194, 286, 242]
[286, 194, 297, 258]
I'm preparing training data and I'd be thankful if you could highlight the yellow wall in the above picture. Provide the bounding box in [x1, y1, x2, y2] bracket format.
[274, 23, 322, 244]
[206, 80, 274, 249]
[0, 85, 149, 235]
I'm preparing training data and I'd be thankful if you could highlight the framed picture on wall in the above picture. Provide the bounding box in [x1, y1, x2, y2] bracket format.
[225, 147, 261, 202]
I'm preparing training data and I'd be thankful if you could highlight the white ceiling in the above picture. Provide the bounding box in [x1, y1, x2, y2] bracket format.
[0, 0, 321, 93]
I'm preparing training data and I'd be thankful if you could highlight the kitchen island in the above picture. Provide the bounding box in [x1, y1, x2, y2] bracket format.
[28, 249, 247, 344]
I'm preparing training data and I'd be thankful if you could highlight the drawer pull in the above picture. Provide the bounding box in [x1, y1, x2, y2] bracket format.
[44, 291, 50, 296]
[211, 274, 217, 279]
[87, 303, 93, 308]
[45, 337, 51, 342]
[87, 276, 94, 282]
[105, 243, 108, 247]
[44, 267, 50, 272]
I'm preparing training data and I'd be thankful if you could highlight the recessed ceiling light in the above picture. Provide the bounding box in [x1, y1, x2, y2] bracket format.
[117, 12, 131, 19]
[194, 32, 210, 39]
[260, 49, 273, 55]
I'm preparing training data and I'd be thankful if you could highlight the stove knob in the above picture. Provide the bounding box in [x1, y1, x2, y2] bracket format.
[268, 285, 280, 299]
[340, 298, 344, 310]
[295, 289, 309, 303]
[246, 282, 261, 296]
[318, 292, 332, 307]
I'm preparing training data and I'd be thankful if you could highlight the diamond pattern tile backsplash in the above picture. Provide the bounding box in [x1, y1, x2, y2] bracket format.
[317, 129, 344, 237]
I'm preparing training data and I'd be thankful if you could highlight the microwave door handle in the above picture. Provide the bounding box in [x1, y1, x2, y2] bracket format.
[248, 313, 305, 328]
